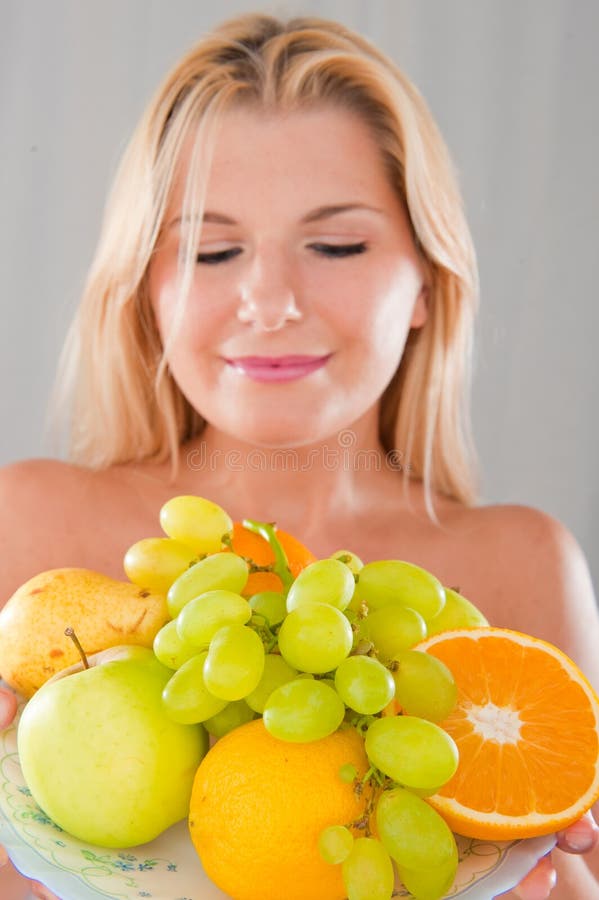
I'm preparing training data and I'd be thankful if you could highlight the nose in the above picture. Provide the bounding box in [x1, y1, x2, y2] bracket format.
[236, 251, 303, 332]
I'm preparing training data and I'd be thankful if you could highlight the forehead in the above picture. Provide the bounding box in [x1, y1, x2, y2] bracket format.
[167, 104, 400, 218]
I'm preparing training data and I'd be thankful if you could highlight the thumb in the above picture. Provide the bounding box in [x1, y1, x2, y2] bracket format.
[512, 854, 557, 900]
[31, 881, 61, 900]
[0, 688, 17, 730]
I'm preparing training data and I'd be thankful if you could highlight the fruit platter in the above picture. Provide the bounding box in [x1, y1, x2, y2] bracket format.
[0, 494, 597, 900]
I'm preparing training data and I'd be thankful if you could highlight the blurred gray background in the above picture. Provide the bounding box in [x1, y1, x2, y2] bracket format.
[1, 0, 597, 590]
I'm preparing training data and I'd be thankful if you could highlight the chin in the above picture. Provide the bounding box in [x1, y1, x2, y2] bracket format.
[233, 426, 323, 450]
[217, 411, 334, 451]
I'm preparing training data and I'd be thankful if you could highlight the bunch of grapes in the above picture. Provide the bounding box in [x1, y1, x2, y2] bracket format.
[124, 495, 488, 900]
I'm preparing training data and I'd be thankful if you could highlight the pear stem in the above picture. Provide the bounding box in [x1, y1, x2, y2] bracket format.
[64, 627, 90, 669]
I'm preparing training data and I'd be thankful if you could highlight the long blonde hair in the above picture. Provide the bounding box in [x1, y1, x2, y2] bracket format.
[55, 13, 480, 507]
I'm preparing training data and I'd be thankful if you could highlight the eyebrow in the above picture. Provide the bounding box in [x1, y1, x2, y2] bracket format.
[168, 203, 384, 229]
[301, 203, 384, 223]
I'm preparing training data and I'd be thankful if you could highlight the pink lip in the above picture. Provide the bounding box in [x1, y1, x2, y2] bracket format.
[224, 354, 332, 383]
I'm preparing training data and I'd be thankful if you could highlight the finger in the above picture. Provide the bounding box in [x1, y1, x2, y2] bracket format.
[30, 881, 61, 900]
[0, 688, 17, 730]
[512, 853, 557, 900]
[556, 810, 599, 854]
[0, 844, 8, 867]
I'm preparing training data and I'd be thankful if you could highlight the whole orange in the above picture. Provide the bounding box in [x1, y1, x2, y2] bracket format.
[188, 719, 371, 900]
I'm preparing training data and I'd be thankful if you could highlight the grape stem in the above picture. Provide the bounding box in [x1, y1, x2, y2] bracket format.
[249, 613, 278, 652]
[350, 713, 376, 737]
[345, 769, 387, 839]
[246, 562, 277, 574]
[241, 518, 294, 594]
[361, 764, 388, 789]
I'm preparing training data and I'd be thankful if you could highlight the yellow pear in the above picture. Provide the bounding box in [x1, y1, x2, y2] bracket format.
[0, 568, 170, 697]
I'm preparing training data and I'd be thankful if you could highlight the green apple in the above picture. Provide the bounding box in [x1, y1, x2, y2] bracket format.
[425, 587, 489, 635]
[17, 645, 208, 847]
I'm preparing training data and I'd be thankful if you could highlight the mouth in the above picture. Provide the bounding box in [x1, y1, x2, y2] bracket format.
[223, 354, 332, 383]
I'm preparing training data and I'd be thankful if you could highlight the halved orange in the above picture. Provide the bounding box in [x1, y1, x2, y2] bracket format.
[228, 522, 317, 596]
[416, 627, 599, 839]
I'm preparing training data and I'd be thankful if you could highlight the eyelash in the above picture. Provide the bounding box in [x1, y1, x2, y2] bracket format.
[196, 248, 242, 265]
[310, 242, 368, 258]
[195, 242, 368, 265]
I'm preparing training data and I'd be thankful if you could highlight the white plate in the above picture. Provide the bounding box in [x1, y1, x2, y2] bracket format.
[0, 692, 555, 900]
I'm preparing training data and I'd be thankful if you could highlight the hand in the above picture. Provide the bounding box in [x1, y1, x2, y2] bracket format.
[0, 685, 16, 730]
[29, 884, 62, 899]
[0, 688, 60, 899]
[556, 811, 599, 855]
[512, 854, 556, 899]
[512, 812, 599, 899]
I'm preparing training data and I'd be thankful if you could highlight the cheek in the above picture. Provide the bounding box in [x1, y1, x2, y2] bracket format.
[149, 263, 227, 357]
[326, 267, 420, 362]
[148, 258, 179, 341]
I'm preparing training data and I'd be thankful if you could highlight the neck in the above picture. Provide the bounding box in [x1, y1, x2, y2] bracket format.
[178, 408, 409, 541]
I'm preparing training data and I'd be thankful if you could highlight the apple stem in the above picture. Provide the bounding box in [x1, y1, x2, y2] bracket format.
[64, 627, 90, 669]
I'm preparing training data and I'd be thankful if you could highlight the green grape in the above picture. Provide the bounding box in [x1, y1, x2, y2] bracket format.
[203, 700, 255, 738]
[353, 560, 445, 620]
[245, 653, 298, 713]
[286, 558, 355, 613]
[391, 650, 457, 722]
[359, 604, 427, 661]
[153, 619, 198, 669]
[376, 787, 458, 871]
[177, 590, 251, 647]
[162, 652, 227, 723]
[203, 624, 265, 701]
[263, 678, 345, 742]
[426, 586, 489, 634]
[123, 537, 197, 594]
[365, 716, 458, 791]
[396, 860, 458, 900]
[334, 656, 395, 715]
[167, 552, 248, 617]
[330, 549, 364, 575]
[248, 590, 287, 627]
[159, 494, 233, 554]
[277, 603, 353, 673]
[318, 824, 354, 865]
[341, 837, 394, 900]
[407, 785, 441, 799]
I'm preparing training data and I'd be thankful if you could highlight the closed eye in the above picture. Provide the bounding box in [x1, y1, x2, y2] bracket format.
[309, 242, 368, 258]
[196, 247, 243, 265]
[196, 242, 368, 265]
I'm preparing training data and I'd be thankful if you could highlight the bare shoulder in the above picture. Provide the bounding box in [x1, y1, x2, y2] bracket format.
[0, 461, 72, 600]
[449, 500, 587, 563]
[453, 501, 592, 594]
[0, 459, 156, 603]
[0, 457, 112, 517]
[0, 457, 91, 533]
[0, 456, 88, 498]
[442, 501, 599, 687]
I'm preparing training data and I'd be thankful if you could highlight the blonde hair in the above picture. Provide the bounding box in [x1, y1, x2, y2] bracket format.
[55, 13, 480, 508]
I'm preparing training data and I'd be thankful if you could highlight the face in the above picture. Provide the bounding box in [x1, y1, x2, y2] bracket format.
[149, 105, 427, 448]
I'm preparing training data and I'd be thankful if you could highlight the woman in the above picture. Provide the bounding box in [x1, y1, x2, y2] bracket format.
[1, 13, 597, 898]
